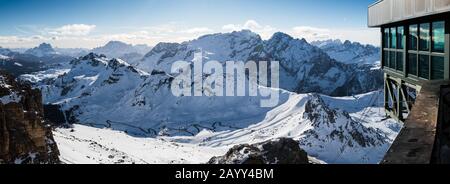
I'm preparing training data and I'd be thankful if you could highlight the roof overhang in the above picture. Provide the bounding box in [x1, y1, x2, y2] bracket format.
[368, 0, 450, 27]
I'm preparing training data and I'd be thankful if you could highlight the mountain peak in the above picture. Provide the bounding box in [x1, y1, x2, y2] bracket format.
[81, 52, 107, 60]
[270, 32, 294, 40]
[38, 42, 53, 49]
[104, 40, 131, 47]
[231, 29, 259, 37]
[343, 40, 353, 45]
[24, 43, 58, 57]
[269, 32, 311, 45]
[92, 41, 151, 59]
[195, 29, 261, 41]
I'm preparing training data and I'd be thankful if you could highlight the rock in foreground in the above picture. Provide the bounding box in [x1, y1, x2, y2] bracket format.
[0, 71, 59, 164]
[208, 138, 308, 164]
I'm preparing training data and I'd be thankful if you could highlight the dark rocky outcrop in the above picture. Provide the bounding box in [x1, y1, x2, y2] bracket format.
[43, 104, 67, 126]
[208, 138, 308, 164]
[0, 71, 59, 164]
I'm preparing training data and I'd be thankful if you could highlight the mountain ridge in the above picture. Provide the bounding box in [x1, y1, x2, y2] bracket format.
[138, 30, 383, 96]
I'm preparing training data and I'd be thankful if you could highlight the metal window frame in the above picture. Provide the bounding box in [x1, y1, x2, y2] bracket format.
[382, 15, 449, 83]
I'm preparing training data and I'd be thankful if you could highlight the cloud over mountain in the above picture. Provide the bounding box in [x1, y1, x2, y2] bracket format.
[49, 24, 96, 36]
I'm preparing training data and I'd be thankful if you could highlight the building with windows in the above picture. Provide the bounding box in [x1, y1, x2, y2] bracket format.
[368, 0, 450, 164]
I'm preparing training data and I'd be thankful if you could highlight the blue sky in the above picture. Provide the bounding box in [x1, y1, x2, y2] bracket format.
[0, 0, 379, 48]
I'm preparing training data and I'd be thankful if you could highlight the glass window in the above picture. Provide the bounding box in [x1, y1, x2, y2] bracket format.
[409, 24, 418, 50]
[384, 28, 390, 48]
[397, 52, 404, 71]
[406, 22, 445, 80]
[390, 51, 396, 69]
[390, 27, 397, 49]
[383, 51, 389, 68]
[397, 26, 404, 49]
[419, 23, 430, 51]
[431, 56, 444, 80]
[432, 21, 445, 53]
[408, 53, 417, 76]
[419, 55, 430, 79]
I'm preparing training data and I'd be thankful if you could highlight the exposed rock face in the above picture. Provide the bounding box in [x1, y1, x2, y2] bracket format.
[24, 43, 58, 57]
[208, 138, 309, 164]
[0, 71, 59, 164]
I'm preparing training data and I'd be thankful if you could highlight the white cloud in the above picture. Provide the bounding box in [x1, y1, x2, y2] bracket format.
[290, 26, 331, 41]
[243, 20, 262, 30]
[49, 24, 96, 36]
[0, 22, 380, 49]
[180, 27, 213, 34]
[222, 20, 276, 39]
[222, 24, 239, 31]
[0, 23, 215, 48]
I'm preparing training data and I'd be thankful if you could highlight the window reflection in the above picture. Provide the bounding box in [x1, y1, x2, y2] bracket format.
[432, 21, 445, 53]
[391, 27, 397, 49]
[419, 23, 430, 51]
[397, 26, 404, 49]
[382, 21, 445, 80]
[384, 28, 390, 48]
[390, 51, 396, 69]
[419, 55, 430, 79]
[431, 56, 444, 80]
[397, 52, 404, 71]
[383, 51, 389, 68]
[408, 53, 417, 76]
[409, 25, 418, 50]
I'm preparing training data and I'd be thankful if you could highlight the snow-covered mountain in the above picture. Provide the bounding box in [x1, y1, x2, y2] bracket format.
[138, 30, 383, 96]
[91, 41, 152, 64]
[1, 57, 43, 77]
[311, 39, 380, 65]
[25, 43, 59, 57]
[22, 52, 399, 164]
[0, 54, 9, 60]
[0, 47, 13, 56]
[1, 48, 45, 77]
[138, 30, 262, 74]
[0, 45, 73, 77]
[134, 44, 153, 55]
[51, 90, 399, 164]
[17, 30, 396, 164]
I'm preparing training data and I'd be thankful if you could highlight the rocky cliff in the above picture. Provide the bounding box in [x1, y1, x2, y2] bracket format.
[0, 71, 59, 164]
[208, 138, 309, 164]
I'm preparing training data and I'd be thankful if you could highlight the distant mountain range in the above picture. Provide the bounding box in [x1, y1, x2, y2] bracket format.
[0, 41, 152, 76]
[25, 43, 59, 57]
[91, 41, 152, 64]
[0, 44, 73, 76]
[311, 39, 380, 65]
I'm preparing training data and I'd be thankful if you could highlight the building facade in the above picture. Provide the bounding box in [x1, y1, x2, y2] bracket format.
[369, 0, 450, 122]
